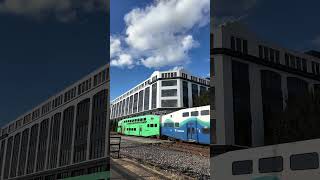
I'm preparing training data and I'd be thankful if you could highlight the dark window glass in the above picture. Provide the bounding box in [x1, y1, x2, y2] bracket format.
[231, 36, 235, 50]
[161, 100, 178, 107]
[270, 49, 274, 62]
[259, 45, 263, 58]
[59, 106, 74, 166]
[183, 81, 189, 108]
[232, 60, 252, 146]
[152, 83, 157, 109]
[144, 87, 150, 111]
[73, 99, 90, 164]
[236, 38, 242, 52]
[259, 156, 283, 173]
[285, 54, 290, 66]
[162, 89, 177, 97]
[10, 133, 21, 177]
[138, 90, 144, 112]
[0, 140, 6, 177]
[290, 152, 319, 170]
[150, 124, 154, 127]
[162, 80, 177, 86]
[36, 119, 49, 172]
[232, 160, 253, 175]
[89, 90, 107, 159]
[264, 46, 269, 60]
[302, 59, 307, 72]
[26, 124, 39, 174]
[3, 137, 13, 179]
[275, 50, 280, 64]
[243, 40, 248, 54]
[201, 110, 210, 115]
[129, 95, 133, 114]
[18, 129, 29, 176]
[174, 123, 179, 128]
[133, 93, 138, 113]
[182, 112, 189, 117]
[47, 113, 61, 169]
[191, 111, 199, 116]
[192, 84, 199, 106]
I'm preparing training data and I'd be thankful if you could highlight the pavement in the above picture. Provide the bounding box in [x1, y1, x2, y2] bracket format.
[110, 158, 175, 180]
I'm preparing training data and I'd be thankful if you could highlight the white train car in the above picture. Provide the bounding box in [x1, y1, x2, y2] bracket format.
[161, 105, 211, 144]
[211, 139, 320, 180]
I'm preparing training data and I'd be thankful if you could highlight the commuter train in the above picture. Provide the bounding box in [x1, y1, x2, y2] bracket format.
[211, 138, 320, 180]
[116, 105, 210, 144]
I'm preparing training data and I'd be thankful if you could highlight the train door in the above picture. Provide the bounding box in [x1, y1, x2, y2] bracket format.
[187, 121, 198, 142]
[139, 125, 142, 136]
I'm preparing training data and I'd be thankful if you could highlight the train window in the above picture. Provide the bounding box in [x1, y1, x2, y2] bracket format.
[259, 156, 283, 173]
[200, 110, 210, 116]
[134, 128, 136, 131]
[175, 123, 179, 128]
[290, 152, 319, 170]
[147, 124, 150, 127]
[150, 124, 154, 127]
[182, 112, 189, 117]
[155, 124, 157, 127]
[202, 127, 210, 134]
[191, 111, 199, 116]
[232, 160, 253, 175]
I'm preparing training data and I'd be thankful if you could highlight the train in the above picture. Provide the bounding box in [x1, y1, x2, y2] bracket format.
[211, 138, 320, 180]
[116, 105, 210, 144]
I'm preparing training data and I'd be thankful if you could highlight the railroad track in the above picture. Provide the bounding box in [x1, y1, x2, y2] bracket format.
[159, 141, 210, 157]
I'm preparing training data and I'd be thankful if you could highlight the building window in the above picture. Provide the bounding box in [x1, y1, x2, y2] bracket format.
[232, 60, 252, 147]
[36, 119, 49, 172]
[259, 45, 263, 58]
[152, 83, 157, 109]
[161, 80, 177, 86]
[73, 99, 90, 164]
[10, 132, 21, 177]
[26, 124, 39, 174]
[161, 100, 177, 107]
[89, 90, 107, 160]
[47, 113, 61, 169]
[133, 93, 138, 113]
[144, 87, 150, 111]
[236, 37, 242, 52]
[59, 106, 75, 166]
[285, 53, 290, 66]
[243, 40, 248, 54]
[3, 136, 13, 179]
[231, 36, 235, 50]
[162, 89, 177, 97]
[17, 129, 29, 176]
[192, 84, 199, 106]
[183, 81, 189, 108]
[138, 90, 144, 112]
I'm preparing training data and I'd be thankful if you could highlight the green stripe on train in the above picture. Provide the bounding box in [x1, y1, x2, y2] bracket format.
[117, 115, 160, 137]
[163, 117, 210, 127]
[62, 171, 110, 180]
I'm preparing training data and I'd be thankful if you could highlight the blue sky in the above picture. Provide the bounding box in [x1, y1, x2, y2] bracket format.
[0, 0, 108, 126]
[110, 0, 210, 100]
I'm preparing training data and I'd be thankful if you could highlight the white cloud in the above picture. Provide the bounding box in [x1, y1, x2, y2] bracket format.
[0, 0, 106, 22]
[110, 36, 121, 58]
[111, 0, 210, 69]
[110, 53, 134, 69]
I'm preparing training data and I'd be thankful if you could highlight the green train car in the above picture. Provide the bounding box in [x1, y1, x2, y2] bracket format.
[117, 115, 160, 137]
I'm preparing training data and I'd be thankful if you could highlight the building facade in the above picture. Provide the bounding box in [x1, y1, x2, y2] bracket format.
[0, 64, 109, 180]
[212, 22, 320, 149]
[110, 69, 210, 125]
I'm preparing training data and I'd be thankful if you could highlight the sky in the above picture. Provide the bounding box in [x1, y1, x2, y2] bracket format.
[110, 0, 210, 101]
[0, 0, 109, 127]
[213, 0, 320, 52]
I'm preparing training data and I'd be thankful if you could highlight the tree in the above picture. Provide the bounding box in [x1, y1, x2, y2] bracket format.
[193, 89, 211, 107]
[270, 92, 320, 144]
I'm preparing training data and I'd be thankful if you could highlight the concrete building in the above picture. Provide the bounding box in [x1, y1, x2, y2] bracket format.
[110, 69, 210, 125]
[211, 22, 320, 151]
[0, 64, 110, 180]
